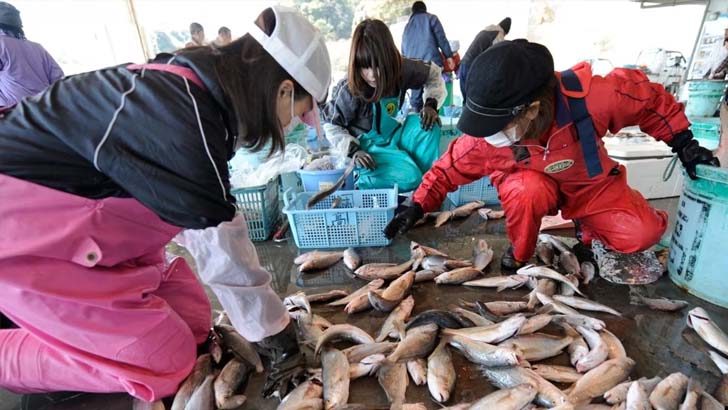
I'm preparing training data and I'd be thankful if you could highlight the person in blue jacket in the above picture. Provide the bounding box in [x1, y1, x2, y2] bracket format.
[401, 1, 453, 112]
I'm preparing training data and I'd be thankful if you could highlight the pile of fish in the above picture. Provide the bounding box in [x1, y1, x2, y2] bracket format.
[275, 234, 728, 410]
[166, 312, 264, 410]
[412, 201, 506, 229]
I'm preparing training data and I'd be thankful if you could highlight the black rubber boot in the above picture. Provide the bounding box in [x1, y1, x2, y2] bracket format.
[500, 245, 526, 273]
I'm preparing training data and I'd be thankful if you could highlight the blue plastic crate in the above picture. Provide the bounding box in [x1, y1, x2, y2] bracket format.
[231, 178, 280, 242]
[283, 186, 398, 249]
[445, 176, 500, 208]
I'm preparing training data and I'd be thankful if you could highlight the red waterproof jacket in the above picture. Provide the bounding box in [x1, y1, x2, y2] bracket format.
[413, 62, 690, 219]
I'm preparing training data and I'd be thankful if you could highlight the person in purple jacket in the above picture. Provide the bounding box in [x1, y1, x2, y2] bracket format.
[0, 2, 63, 108]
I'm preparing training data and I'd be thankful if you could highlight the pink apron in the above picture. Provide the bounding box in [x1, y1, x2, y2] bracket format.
[0, 64, 213, 401]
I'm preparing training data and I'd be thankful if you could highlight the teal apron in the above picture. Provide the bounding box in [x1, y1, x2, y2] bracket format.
[357, 97, 441, 192]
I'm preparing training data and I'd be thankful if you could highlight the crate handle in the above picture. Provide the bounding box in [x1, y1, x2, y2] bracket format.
[283, 187, 296, 207]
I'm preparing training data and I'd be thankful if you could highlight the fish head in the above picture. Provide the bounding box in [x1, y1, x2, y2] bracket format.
[687, 307, 711, 329]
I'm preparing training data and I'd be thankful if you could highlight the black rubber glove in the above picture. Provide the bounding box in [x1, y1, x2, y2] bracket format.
[420, 98, 441, 131]
[669, 130, 720, 179]
[258, 321, 307, 398]
[384, 202, 424, 239]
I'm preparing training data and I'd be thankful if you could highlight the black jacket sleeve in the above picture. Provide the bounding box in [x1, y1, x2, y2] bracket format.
[0, 66, 236, 229]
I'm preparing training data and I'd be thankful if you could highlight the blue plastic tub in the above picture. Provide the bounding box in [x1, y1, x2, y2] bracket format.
[685, 80, 727, 117]
[689, 117, 721, 151]
[669, 165, 728, 308]
[298, 158, 354, 192]
[283, 186, 398, 249]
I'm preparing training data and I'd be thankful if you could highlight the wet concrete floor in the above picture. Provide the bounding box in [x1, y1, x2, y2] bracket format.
[3, 197, 727, 410]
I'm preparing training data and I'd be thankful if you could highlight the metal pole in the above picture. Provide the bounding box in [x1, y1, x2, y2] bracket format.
[126, 0, 151, 61]
[685, 0, 712, 80]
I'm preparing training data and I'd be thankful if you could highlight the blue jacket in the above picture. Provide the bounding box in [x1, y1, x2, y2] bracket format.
[402, 11, 453, 67]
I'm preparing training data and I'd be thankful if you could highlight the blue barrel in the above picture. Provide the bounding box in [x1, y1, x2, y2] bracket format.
[669, 165, 728, 308]
[298, 158, 354, 192]
[684, 80, 727, 117]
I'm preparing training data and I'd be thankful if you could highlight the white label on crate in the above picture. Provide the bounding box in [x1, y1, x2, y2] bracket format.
[544, 159, 574, 173]
[319, 181, 335, 191]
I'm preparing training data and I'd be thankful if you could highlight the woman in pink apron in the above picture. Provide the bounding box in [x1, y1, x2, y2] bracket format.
[0, 6, 330, 402]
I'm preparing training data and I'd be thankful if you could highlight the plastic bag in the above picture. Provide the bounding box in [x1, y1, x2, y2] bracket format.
[230, 143, 307, 188]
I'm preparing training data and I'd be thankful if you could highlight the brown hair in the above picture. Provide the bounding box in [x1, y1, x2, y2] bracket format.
[348, 19, 402, 103]
[213, 8, 308, 155]
[519, 75, 557, 141]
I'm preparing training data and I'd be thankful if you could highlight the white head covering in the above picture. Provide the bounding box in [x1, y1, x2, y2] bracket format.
[247, 5, 332, 103]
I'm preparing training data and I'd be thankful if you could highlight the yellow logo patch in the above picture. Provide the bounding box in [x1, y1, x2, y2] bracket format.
[385, 102, 397, 116]
[544, 159, 574, 173]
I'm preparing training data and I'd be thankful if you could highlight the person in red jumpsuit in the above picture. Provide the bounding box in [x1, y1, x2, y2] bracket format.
[384, 40, 719, 270]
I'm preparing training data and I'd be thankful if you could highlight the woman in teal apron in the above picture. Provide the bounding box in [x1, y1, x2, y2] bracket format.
[322, 19, 446, 192]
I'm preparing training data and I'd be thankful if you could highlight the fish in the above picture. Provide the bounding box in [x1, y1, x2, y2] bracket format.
[649, 372, 689, 410]
[379, 270, 415, 301]
[427, 340, 456, 402]
[406, 309, 470, 330]
[368, 291, 403, 313]
[350, 354, 385, 380]
[601, 330, 627, 360]
[306, 290, 350, 304]
[306, 152, 358, 209]
[518, 265, 585, 296]
[343, 248, 361, 271]
[406, 358, 428, 385]
[132, 399, 165, 410]
[626, 381, 651, 410]
[214, 325, 264, 373]
[709, 350, 728, 374]
[477, 208, 492, 220]
[536, 292, 581, 315]
[171, 354, 213, 410]
[536, 240, 556, 266]
[414, 269, 442, 282]
[294, 250, 343, 265]
[214, 310, 231, 326]
[527, 279, 558, 310]
[568, 357, 636, 404]
[575, 326, 609, 373]
[677, 380, 699, 410]
[581, 262, 596, 284]
[447, 333, 521, 367]
[315, 324, 375, 355]
[482, 301, 529, 316]
[328, 279, 384, 306]
[468, 383, 538, 410]
[435, 267, 483, 285]
[687, 307, 728, 356]
[434, 211, 453, 227]
[184, 374, 215, 410]
[700, 388, 724, 410]
[629, 290, 688, 312]
[518, 313, 553, 335]
[421, 255, 473, 271]
[499, 333, 574, 361]
[484, 209, 506, 219]
[377, 362, 408, 409]
[462, 274, 531, 291]
[604, 377, 662, 405]
[343, 342, 398, 363]
[473, 239, 494, 271]
[715, 375, 728, 406]
[354, 259, 413, 281]
[322, 348, 350, 410]
[442, 315, 527, 344]
[552, 314, 607, 331]
[568, 335, 590, 367]
[481, 366, 569, 407]
[531, 364, 583, 384]
[277, 379, 324, 410]
[295, 314, 329, 347]
[278, 399, 323, 410]
[387, 322, 439, 363]
[410, 241, 449, 257]
[298, 252, 344, 272]
[284, 291, 313, 316]
[344, 293, 375, 315]
[413, 212, 441, 228]
[540, 234, 581, 276]
[209, 337, 223, 364]
[213, 358, 250, 409]
[451, 306, 495, 327]
[560, 274, 580, 296]
[377, 295, 415, 341]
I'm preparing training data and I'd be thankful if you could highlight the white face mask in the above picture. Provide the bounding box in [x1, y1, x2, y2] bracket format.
[283, 88, 304, 136]
[484, 124, 522, 147]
